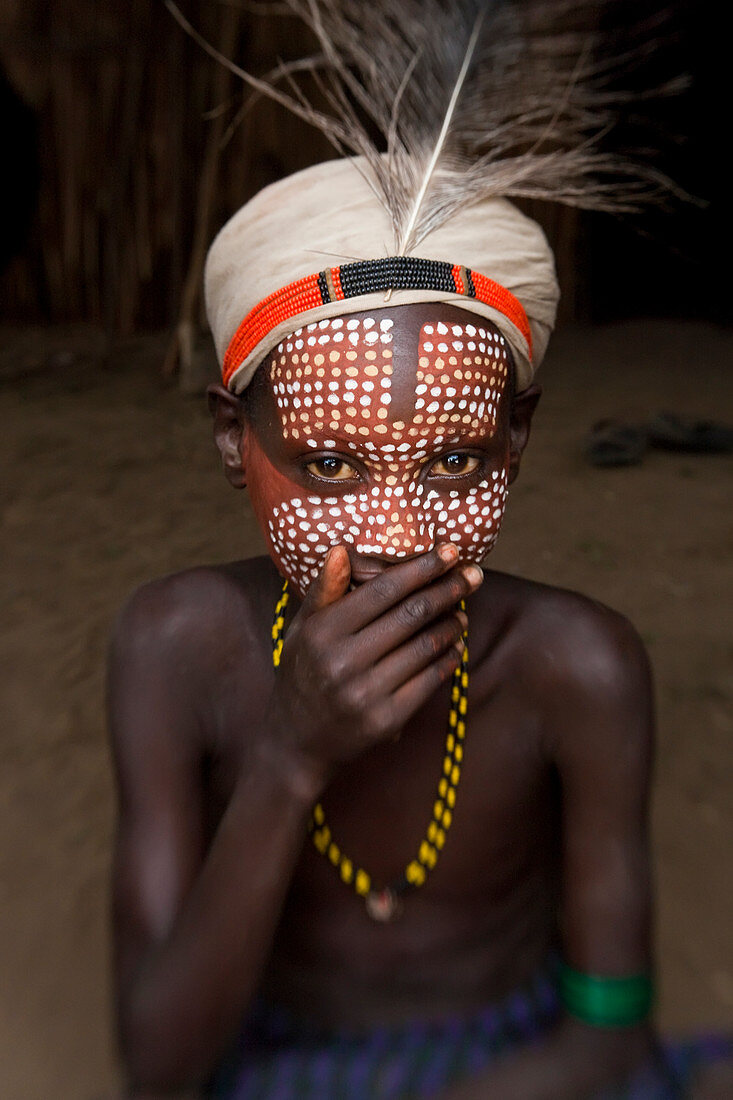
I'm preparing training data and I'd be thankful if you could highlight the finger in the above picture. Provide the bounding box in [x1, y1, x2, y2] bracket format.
[297, 545, 351, 620]
[351, 564, 480, 665]
[371, 643, 465, 736]
[367, 611, 467, 695]
[335, 543, 463, 633]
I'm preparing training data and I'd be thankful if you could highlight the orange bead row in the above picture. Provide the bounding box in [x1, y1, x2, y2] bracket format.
[222, 258, 531, 389]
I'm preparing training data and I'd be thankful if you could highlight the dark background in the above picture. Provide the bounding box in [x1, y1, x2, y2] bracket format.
[0, 0, 728, 344]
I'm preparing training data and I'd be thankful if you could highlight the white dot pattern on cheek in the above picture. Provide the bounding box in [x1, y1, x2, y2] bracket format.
[263, 318, 511, 594]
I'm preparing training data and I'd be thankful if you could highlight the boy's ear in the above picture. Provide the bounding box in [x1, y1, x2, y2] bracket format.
[207, 383, 248, 489]
[508, 383, 541, 485]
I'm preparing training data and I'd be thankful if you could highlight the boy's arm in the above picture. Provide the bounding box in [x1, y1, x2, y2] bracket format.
[111, 547, 479, 1094]
[109, 576, 322, 1096]
[439, 600, 656, 1100]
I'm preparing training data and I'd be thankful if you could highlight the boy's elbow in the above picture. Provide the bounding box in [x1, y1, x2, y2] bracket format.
[118, 992, 210, 1095]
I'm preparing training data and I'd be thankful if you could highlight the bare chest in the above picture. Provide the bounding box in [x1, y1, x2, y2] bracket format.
[205, 675, 561, 1023]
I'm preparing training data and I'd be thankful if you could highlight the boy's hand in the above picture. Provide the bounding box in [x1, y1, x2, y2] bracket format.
[266, 544, 482, 788]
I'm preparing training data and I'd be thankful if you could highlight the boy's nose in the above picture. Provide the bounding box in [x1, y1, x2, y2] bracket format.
[371, 518, 430, 556]
[352, 500, 435, 563]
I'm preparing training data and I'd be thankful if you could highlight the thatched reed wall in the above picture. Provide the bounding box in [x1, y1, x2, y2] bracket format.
[0, 1, 335, 335]
[0, 0, 588, 349]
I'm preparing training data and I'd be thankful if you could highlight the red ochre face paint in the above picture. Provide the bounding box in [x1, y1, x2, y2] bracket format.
[243, 312, 512, 597]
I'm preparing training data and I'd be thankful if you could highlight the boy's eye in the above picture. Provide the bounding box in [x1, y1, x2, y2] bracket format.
[305, 456, 359, 480]
[430, 453, 480, 477]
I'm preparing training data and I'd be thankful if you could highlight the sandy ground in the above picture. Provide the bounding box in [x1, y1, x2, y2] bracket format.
[0, 319, 731, 1100]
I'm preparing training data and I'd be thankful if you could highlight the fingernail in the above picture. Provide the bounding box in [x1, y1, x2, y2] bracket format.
[463, 565, 484, 588]
[439, 543, 459, 563]
[456, 610, 468, 631]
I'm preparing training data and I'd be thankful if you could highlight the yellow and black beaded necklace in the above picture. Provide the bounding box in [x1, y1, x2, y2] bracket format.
[271, 580, 469, 921]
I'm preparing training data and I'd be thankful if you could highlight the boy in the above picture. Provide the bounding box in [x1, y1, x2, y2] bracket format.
[109, 158, 713, 1099]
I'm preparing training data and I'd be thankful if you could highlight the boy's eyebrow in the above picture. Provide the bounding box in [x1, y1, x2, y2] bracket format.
[287, 427, 483, 460]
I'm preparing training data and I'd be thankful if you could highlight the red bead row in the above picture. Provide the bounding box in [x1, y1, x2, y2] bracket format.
[471, 272, 533, 359]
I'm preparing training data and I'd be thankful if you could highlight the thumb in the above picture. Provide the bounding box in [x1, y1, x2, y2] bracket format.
[298, 545, 351, 619]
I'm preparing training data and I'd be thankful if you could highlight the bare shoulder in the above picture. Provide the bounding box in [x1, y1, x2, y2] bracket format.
[110, 556, 279, 675]
[475, 570, 654, 757]
[478, 569, 651, 679]
[523, 579, 649, 686]
[108, 556, 282, 766]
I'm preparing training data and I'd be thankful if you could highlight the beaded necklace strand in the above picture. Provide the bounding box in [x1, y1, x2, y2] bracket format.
[271, 579, 469, 921]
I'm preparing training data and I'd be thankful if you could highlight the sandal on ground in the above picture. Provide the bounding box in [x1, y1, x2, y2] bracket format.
[585, 420, 648, 467]
[647, 413, 733, 454]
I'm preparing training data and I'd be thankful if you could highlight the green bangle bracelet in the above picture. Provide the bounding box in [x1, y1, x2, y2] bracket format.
[560, 965, 654, 1028]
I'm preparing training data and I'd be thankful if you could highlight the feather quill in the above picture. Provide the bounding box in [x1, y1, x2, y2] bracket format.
[167, 0, 684, 253]
[397, 8, 485, 256]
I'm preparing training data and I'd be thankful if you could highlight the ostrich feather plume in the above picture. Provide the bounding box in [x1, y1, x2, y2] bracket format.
[167, 0, 680, 257]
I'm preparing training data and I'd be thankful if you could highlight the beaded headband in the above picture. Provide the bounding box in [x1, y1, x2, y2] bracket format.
[222, 255, 531, 391]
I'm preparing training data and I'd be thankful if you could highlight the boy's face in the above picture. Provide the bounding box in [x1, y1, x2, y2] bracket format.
[241, 305, 517, 598]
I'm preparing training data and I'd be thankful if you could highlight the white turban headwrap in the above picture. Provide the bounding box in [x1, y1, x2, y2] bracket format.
[205, 157, 559, 393]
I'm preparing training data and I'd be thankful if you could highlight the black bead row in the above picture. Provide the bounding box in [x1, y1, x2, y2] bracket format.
[466, 268, 476, 298]
[334, 257, 461, 300]
[316, 271, 331, 305]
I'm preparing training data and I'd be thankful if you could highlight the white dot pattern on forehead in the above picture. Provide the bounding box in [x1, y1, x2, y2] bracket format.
[263, 319, 511, 594]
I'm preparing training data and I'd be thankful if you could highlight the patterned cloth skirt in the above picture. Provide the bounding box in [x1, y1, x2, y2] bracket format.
[208, 960, 732, 1099]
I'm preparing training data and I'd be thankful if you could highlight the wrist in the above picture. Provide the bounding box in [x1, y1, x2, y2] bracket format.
[251, 727, 329, 809]
[560, 965, 654, 1029]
